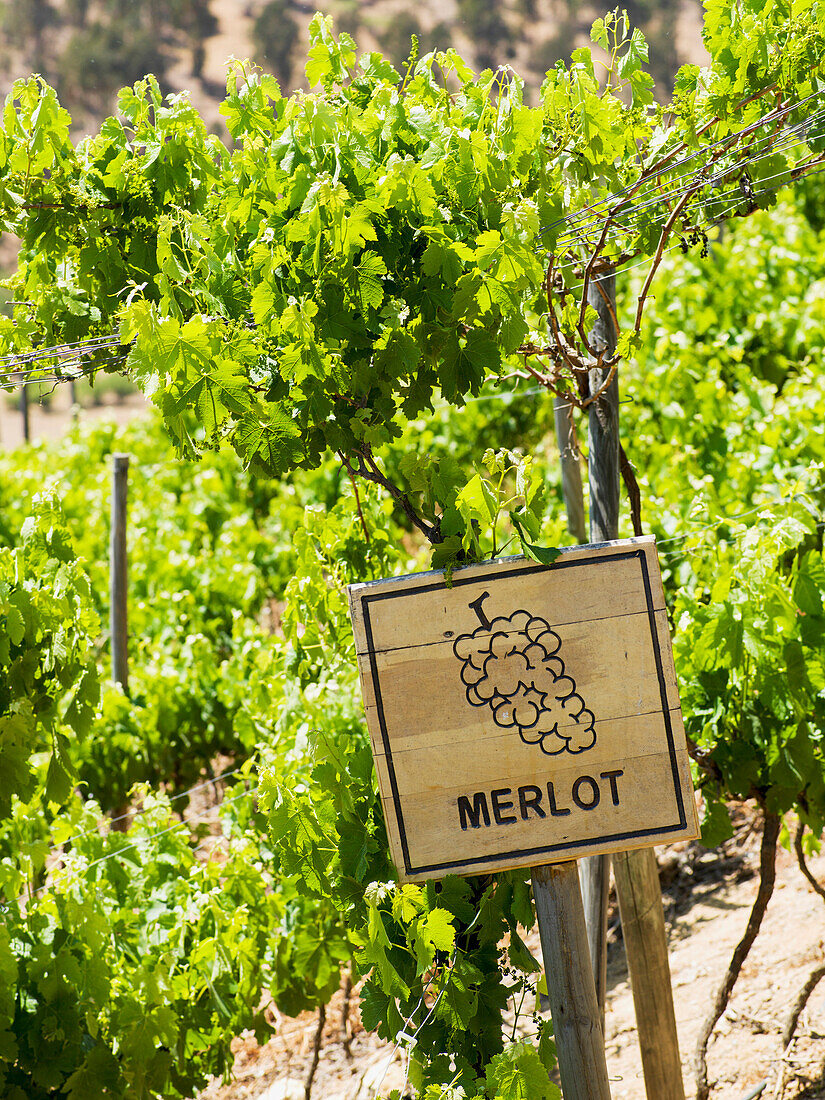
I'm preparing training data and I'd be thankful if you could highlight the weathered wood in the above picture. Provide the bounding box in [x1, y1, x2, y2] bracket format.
[581, 265, 619, 1018]
[110, 453, 129, 693]
[553, 395, 586, 544]
[584, 266, 686, 1099]
[532, 861, 612, 1100]
[587, 268, 620, 548]
[348, 540, 698, 883]
[579, 854, 609, 1023]
[19, 384, 29, 444]
[613, 848, 685, 1099]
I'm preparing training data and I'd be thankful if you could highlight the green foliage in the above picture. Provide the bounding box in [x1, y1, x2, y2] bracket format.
[676, 508, 825, 840]
[1, 8, 822, 576]
[615, 196, 825, 844]
[3, 11, 825, 1100]
[0, 783, 278, 1099]
[0, 495, 99, 815]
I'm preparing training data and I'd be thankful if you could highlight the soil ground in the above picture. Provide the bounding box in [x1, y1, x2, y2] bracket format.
[5, 407, 824, 1100]
[196, 821, 825, 1100]
[0, 386, 147, 450]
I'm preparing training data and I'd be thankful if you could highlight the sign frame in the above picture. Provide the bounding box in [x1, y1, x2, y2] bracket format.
[349, 535, 699, 883]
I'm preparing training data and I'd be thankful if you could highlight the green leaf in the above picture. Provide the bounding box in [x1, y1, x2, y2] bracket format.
[510, 513, 560, 565]
[485, 1041, 560, 1099]
[233, 408, 304, 476]
[457, 474, 497, 528]
[357, 252, 387, 313]
[618, 28, 650, 77]
[701, 795, 734, 847]
[5, 604, 25, 645]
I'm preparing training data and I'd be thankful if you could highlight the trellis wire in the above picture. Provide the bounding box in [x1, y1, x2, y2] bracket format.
[2, 782, 259, 913]
[565, 159, 825, 294]
[553, 109, 825, 248]
[555, 123, 825, 255]
[551, 88, 824, 233]
[544, 89, 825, 244]
[552, 133, 825, 280]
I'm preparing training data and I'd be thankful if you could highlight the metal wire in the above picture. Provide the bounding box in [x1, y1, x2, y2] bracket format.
[561, 159, 825, 294]
[544, 89, 825, 241]
[0, 357, 129, 392]
[550, 127, 825, 270]
[2, 782, 258, 912]
[0, 334, 122, 368]
[554, 113, 825, 250]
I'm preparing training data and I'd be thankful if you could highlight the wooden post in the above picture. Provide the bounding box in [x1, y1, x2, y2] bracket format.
[542, 398, 586, 1020]
[579, 266, 619, 1019]
[532, 862, 612, 1100]
[613, 851, 684, 1099]
[584, 266, 685, 1099]
[553, 396, 586, 544]
[20, 383, 29, 444]
[110, 453, 129, 693]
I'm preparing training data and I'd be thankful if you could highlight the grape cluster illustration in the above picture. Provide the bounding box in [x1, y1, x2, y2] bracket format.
[453, 596, 596, 756]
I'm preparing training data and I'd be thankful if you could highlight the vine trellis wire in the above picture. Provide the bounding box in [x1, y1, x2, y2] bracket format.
[1, 90, 824, 404]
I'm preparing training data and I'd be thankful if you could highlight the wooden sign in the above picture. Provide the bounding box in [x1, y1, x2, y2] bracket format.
[348, 536, 699, 883]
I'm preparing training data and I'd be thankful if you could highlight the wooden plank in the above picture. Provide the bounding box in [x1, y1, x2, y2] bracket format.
[351, 538, 662, 658]
[613, 847, 685, 1099]
[349, 538, 698, 883]
[581, 265, 620, 1019]
[553, 394, 586, 544]
[363, 611, 681, 744]
[532, 861, 612, 1100]
[110, 453, 129, 693]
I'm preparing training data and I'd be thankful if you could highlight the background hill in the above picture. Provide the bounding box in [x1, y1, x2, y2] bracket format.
[0, 0, 709, 136]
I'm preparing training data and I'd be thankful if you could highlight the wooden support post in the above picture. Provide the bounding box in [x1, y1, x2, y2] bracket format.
[543, 397, 586, 1020]
[532, 862, 612, 1100]
[110, 453, 129, 693]
[579, 266, 619, 1019]
[584, 266, 686, 1099]
[19, 383, 29, 444]
[613, 851, 684, 1099]
[553, 395, 586, 544]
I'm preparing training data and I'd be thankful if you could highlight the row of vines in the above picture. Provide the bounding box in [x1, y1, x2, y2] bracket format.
[2, 5, 825, 1096]
[3, 178, 825, 1096]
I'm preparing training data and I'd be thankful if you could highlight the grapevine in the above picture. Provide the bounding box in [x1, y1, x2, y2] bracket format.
[0, 6, 825, 1098]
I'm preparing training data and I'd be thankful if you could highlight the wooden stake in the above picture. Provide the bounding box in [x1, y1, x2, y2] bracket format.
[580, 267, 619, 1019]
[532, 861, 612, 1100]
[553, 395, 586, 544]
[614, 850, 684, 1100]
[110, 453, 129, 693]
[584, 266, 685, 1099]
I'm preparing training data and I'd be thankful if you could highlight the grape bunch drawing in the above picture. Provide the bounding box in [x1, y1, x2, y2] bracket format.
[453, 592, 596, 756]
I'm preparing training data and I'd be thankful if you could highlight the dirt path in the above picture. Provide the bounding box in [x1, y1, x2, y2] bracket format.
[606, 844, 825, 1099]
[198, 840, 825, 1100]
[0, 389, 147, 450]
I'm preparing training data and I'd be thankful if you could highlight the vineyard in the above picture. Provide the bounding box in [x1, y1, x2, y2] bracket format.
[2, 4, 825, 1098]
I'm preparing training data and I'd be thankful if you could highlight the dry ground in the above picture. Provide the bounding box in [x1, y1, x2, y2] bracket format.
[6, 403, 824, 1100]
[198, 828, 825, 1100]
